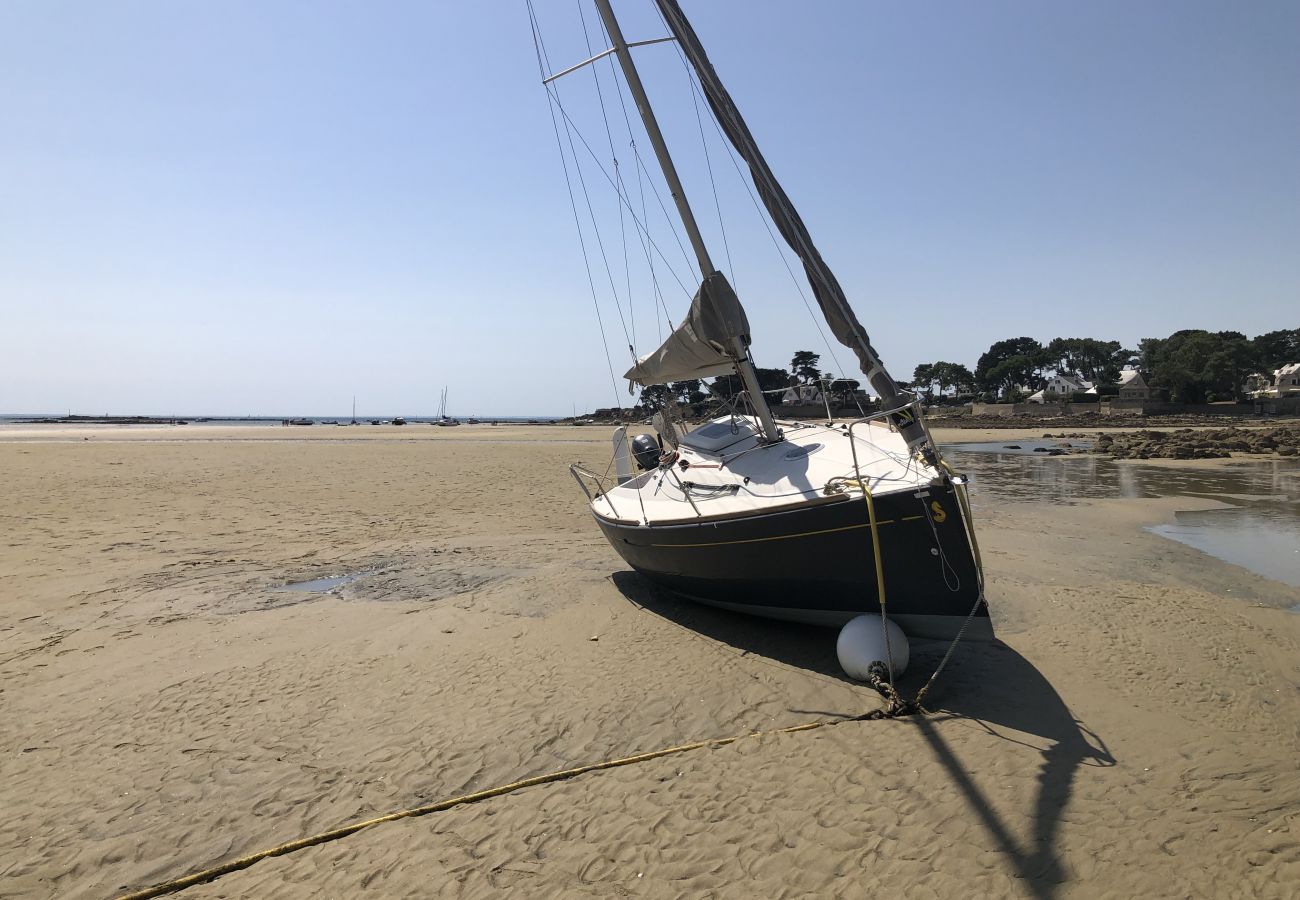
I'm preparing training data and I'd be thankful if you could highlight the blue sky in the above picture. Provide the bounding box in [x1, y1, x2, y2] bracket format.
[2, 0, 1296, 416]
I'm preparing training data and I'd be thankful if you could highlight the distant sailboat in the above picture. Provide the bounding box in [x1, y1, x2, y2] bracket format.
[436, 387, 460, 426]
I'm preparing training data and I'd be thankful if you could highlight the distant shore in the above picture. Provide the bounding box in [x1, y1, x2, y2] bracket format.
[15, 414, 198, 425]
[559, 408, 1296, 430]
[7, 415, 563, 426]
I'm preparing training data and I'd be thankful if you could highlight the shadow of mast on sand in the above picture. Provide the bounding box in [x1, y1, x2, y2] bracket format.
[612, 572, 1115, 900]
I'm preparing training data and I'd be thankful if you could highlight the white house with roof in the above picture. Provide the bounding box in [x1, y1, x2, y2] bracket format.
[1027, 373, 1093, 403]
[1116, 369, 1150, 400]
[1251, 362, 1300, 398]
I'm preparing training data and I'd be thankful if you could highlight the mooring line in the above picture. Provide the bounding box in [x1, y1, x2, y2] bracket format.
[115, 706, 900, 899]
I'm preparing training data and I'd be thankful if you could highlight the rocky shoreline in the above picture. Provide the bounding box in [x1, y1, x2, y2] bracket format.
[926, 411, 1282, 430]
[1035, 424, 1300, 460]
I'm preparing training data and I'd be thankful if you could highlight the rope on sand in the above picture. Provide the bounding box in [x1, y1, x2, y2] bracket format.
[115, 706, 904, 899]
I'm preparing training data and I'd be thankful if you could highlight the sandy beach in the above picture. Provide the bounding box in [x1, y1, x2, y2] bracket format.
[3, 424, 1298, 898]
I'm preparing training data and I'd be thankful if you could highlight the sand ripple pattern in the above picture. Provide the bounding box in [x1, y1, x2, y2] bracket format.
[1, 427, 1297, 898]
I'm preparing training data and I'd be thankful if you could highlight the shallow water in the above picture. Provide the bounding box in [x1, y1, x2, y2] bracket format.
[1150, 509, 1300, 589]
[945, 442, 1300, 589]
[273, 573, 365, 593]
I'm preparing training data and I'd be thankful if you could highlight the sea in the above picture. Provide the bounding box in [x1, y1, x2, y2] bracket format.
[0, 414, 563, 427]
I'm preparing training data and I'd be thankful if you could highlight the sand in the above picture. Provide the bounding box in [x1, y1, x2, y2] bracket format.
[2, 424, 1298, 899]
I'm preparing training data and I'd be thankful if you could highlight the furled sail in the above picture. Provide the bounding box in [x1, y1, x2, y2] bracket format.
[654, 0, 934, 458]
[624, 271, 749, 387]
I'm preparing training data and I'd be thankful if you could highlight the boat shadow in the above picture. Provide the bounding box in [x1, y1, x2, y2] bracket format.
[611, 570, 1115, 900]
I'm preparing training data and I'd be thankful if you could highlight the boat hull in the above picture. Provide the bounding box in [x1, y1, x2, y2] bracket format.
[595, 481, 992, 641]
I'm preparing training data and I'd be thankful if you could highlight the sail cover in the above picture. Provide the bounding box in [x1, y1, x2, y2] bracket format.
[654, 0, 933, 457]
[624, 271, 749, 387]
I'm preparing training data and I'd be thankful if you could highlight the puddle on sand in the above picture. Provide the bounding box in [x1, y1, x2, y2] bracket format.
[944, 442, 1300, 590]
[1150, 507, 1300, 589]
[273, 573, 366, 593]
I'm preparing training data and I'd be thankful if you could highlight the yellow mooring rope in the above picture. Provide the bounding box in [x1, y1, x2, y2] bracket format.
[116, 710, 897, 899]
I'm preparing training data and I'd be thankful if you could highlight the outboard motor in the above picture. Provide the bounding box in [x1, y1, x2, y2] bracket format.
[631, 433, 662, 471]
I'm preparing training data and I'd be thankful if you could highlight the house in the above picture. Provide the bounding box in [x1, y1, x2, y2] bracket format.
[1116, 369, 1150, 401]
[1251, 362, 1300, 398]
[1027, 373, 1093, 403]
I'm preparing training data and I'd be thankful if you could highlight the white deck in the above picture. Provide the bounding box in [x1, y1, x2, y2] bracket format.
[591, 416, 940, 526]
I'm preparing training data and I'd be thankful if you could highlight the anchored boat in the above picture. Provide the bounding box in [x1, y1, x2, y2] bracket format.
[540, 0, 992, 641]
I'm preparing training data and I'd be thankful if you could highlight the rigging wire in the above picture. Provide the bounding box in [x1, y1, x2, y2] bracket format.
[599, 18, 676, 343]
[550, 79, 636, 362]
[534, 9, 698, 307]
[707, 104, 856, 394]
[652, 1, 858, 395]
[530, 0, 711, 410]
[527, 0, 623, 409]
[548, 98, 694, 300]
[577, 0, 638, 359]
[635, 146, 669, 344]
[631, 150, 697, 285]
[679, 39, 737, 291]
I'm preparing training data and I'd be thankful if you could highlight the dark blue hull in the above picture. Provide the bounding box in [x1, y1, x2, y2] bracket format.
[595, 481, 992, 640]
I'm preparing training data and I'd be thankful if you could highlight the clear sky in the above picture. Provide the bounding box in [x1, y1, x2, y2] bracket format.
[2, 0, 1296, 417]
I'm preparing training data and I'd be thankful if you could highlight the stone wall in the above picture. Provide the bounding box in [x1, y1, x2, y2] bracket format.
[1255, 396, 1300, 416]
[1108, 401, 1256, 417]
[969, 402, 1100, 417]
[970, 400, 1266, 418]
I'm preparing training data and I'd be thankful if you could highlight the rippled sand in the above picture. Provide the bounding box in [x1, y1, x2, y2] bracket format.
[2, 425, 1297, 898]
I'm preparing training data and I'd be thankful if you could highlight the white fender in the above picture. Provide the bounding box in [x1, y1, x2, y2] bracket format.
[837, 614, 909, 679]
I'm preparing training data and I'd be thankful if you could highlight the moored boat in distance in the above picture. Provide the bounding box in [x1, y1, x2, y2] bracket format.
[435, 387, 460, 426]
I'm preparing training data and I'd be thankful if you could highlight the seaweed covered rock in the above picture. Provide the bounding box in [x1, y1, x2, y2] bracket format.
[1089, 424, 1300, 461]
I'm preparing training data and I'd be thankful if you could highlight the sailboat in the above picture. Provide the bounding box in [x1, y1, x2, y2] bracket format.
[544, 0, 991, 641]
[435, 387, 460, 426]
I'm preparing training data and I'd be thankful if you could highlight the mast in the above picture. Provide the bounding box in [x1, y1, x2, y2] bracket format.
[591, 0, 780, 443]
[653, 0, 940, 466]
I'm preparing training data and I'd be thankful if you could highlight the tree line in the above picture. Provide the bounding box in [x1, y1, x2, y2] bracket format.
[626, 329, 1298, 413]
[910, 329, 1298, 404]
[634, 351, 862, 414]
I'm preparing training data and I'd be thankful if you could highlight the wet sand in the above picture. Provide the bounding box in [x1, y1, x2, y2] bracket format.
[2, 425, 1298, 898]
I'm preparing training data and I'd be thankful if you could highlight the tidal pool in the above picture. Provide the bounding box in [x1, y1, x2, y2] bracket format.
[944, 441, 1300, 589]
[273, 573, 367, 593]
